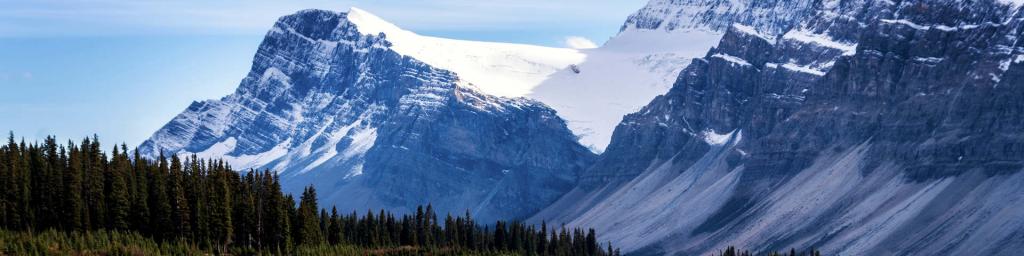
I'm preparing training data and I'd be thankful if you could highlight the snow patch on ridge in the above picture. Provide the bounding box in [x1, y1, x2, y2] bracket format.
[703, 129, 739, 145]
[711, 53, 752, 67]
[731, 24, 775, 43]
[342, 127, 377, 159]
[782, 30, 857, 55]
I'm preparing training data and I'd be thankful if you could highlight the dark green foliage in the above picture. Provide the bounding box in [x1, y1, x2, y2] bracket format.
[713, 246, 822, 256]
[296, 185, 324, 245]
[106, 145, 131, 230]
[0, 133, 617, 255]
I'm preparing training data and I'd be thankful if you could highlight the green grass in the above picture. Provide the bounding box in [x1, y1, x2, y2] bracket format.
[0, 229, 203, 255]
[0, 229, 522, 256]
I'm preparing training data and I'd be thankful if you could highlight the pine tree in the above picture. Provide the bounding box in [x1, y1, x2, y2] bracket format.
[328, 207, 342, 245]
[233, 171, 257, 247]
[149, 152, 172, 240]
[0, 140, 7, 228]
[130, 148, 151, 234]
[6, 135, 31, 229]
[296, 185, 323, 245]
[83, 136, 107, 229]
[168, 155, 191, 239]
[261, 172, 289, 249]
[185, 156, 208, 244]
[107, 146, 131, 230]
[63, 142, 84, 231]
[209, 160, 234, 248]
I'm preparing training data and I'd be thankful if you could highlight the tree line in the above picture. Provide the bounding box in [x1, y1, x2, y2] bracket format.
[713, 246, 821, 256]
[0, 133, 616, 255]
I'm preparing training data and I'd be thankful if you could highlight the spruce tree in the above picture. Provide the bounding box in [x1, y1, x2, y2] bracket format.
[107, 146, 131, 230]
[169, 155, 191, 239]
[130, 148, 151, 234]
[296, 185, 323, 245]
[209, 160, 234, 248]
[83, 136, 107, 229]
[0, 141, 7, 228]
[64, 142, 84, 231]
[328, 207, 342, 245]
[149, 153, 173, 240]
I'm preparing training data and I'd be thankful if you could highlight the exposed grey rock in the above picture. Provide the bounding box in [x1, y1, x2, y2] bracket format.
[534, 0, 1024, 255]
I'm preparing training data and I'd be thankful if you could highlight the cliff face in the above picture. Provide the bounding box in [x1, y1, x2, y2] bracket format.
[620, 0, 818, 34]
[139, 9, 595, 223]
[534, 1, 1024, 255]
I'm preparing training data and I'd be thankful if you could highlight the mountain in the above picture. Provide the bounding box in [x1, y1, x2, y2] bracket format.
[140, 1, 1024, 254]
[530, 0, 817, 151]
[138, 1, 799, 221]
[532, 0, 1024, 255]
[138, 9, 594, 222]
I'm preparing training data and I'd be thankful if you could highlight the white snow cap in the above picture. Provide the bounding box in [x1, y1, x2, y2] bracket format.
[345, 7, 586, 98]
[342, 7, 727, 152]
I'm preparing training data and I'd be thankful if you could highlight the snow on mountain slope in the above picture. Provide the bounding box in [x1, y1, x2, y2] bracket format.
[529, 29, 723, 151]
[341, 2, 813, 151]
[340, 7, 722, 151]
[330, 0, 817, 151]
[346, 7, 586, 98]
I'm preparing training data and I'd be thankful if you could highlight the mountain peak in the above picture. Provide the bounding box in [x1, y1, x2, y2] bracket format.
[140, 6, 595, 223]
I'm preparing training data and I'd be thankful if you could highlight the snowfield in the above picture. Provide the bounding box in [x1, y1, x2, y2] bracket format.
[347, 7, 724, 151]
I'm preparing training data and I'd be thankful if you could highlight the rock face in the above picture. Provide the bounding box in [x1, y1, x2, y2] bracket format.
[138, 9, 595, 222]
[533, 0, 1024, 255]
[540, 0, 824, 151]
[620, 0, 817, 34]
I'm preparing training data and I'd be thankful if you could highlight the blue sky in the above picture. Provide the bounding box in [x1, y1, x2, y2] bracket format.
[0, 0, 647, 147]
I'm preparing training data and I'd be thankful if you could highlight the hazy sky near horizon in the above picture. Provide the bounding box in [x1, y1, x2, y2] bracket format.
[0, 0, 647, 147]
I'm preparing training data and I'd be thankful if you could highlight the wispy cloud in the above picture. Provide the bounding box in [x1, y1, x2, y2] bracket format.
[564, 36, 598, 49]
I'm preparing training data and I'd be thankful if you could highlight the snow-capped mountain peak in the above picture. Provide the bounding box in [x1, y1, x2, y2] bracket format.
[139, 8, 595, 223]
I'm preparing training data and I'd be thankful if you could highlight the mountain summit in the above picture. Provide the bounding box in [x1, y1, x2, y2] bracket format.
[138, 8, 594, 222]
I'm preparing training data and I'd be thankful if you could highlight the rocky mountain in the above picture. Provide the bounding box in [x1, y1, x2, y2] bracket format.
[138, 9, 594, 222]
[140, 0, 1024, 254]
[532, 0, 1024, 255]
[138, 0, 821, 222]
